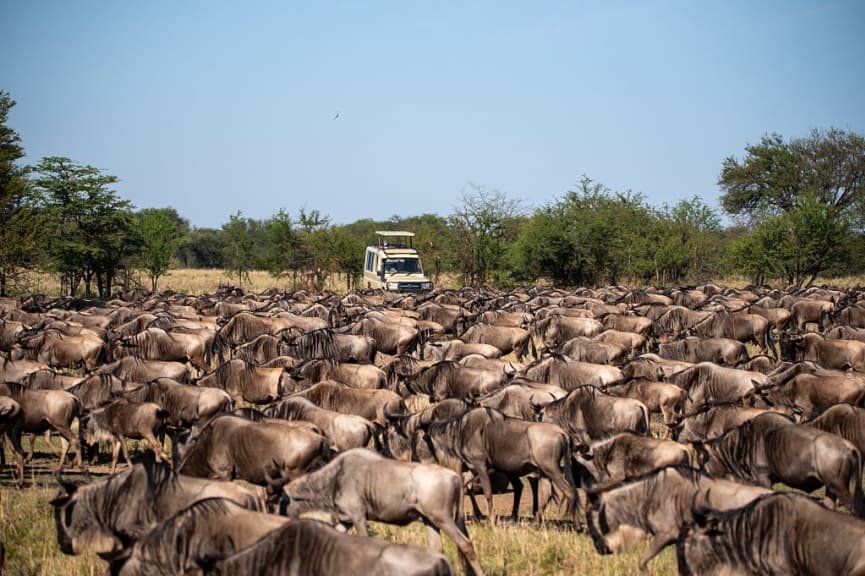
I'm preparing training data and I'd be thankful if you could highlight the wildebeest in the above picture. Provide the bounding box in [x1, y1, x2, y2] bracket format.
[789, 297, 834, 330]
[807, 403, 865, 455]
[602, 378, 686, 426]
[101, 497, 289, 576]
[672, 403, 777, 442]
[404, 360, 507, 402]
[264, 397, 377, 452]
[12, 328, 108, 371]
[756, 369, 865, 419]
[124, 378, 232, 429]
[289, 358, 387, 390]
[52, 458, 264, 555]
[194, 518, 455, 576]
[695, 412, 865, 517]
[459, 323, 533, 361]
[666, 362, 765, 412]
[780, 331, 865, 371]
[96, 357, 190, 384]
[0, 382, 82, 484]
[686, 309, 774, 356]
[418, 407, 578, 528]
[281, 448, 483, 576]
[585, 466, 772, 571]
[112, 327, 220, 374]
[78, 398, 170, 473]
[349, 315, 422, 356]
[536, 385, 649, 449]
[0, 355, 50, 383]
[477, 379, 566, 420]
[194, 358, 287, 405]
[423, 339, 502, 361]
[677, 492, 865, 576]
[176, 414, 331, 491]
[558, 336, 628, 365]
[521, 354, 624, 389]
[531, 315, 604, 353]
[657, 337, 748, 366]
[0, 395, 23, 471]
[574, 432, 695, 488]
[287, 381, 407, 424]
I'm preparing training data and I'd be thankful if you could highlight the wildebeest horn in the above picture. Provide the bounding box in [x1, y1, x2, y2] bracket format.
[55, 473, 80, 495]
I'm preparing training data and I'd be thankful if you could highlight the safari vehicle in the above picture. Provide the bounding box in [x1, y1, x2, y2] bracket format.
[363, 231, 433, 292]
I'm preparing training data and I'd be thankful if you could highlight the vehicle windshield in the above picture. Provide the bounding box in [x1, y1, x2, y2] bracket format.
[384, 258, 422, 274]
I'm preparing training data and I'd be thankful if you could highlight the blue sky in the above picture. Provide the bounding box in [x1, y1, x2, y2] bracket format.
[3, 1, 864, 229]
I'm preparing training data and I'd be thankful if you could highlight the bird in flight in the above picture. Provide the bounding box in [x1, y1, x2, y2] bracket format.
[333, 111, 339, 120]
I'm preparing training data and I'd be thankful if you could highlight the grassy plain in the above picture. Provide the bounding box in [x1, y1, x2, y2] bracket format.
[0, 455, 677, 576]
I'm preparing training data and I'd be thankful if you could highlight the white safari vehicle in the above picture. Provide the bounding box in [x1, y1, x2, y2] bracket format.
[363, 231, 433, 292]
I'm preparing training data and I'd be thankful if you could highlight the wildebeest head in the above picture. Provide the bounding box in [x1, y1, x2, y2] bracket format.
[52, 477, 126, 555]
[585, 492, 612, 554]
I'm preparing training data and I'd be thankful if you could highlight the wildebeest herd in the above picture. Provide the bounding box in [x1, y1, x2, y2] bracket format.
[3, 283, 865, 574]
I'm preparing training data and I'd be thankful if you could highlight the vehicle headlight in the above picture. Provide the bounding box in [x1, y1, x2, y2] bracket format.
[422, 282, 432, 290]
[387, 282, 399, 290]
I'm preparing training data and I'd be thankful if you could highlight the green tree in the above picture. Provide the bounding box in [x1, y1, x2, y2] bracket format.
[222, 211, 257, 287]
[719, 129, 865, 286]
[0, 92, 45, 296]
[450, 184, 524, 286]
[135, 207, 188, 292]
[176, 228, 226, 268]
[652, 197, 723, 285]
[32, 157, 135, 299]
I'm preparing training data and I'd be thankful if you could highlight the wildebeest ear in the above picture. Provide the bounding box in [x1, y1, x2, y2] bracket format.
[55, 474, 81, 496]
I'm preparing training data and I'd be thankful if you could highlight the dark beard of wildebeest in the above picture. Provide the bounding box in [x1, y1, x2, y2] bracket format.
[287, 358, 387, 390]
[418, 407, 579, 530]
[174, 413, 331, 502]
[780, 331, 865, 371]
[0, 382, 83, 485]
[193, 358, 287, 405]
[695, 411, 865, 517]
[665, 362, 765, 413]
[535, 385, 649, 450]
[100, 498, 289, 576]
[285, 380, 407, 425]
[194, 518, 455, 576]
[601, 378, 686, 426]
[382, 399, 470, 461]
[656, 336, 749, 366]
[677, 492, 865, 576]
[263, 397, 377, 452]
[585, 465, 772, 571]
[78, 398, 170, 474]
[11, 328, 109, 371]
[403, 360, 508, 402]
[685, 309, 775, 357]
[51, 458, 264, 556]
[280, 448, 483, 576]
[520, 353, 624, 389]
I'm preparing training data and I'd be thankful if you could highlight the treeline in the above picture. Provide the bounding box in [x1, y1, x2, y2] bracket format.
[2, 90, 864, 298]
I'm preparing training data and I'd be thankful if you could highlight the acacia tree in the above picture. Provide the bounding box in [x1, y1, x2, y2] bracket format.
[32, 157, 135, 298]
[0, 91, 44, 295]
[450, 184, 524, 286]
[135, 207, 188, 292]
[720, 129, 865, 287]
[222, 211, 257, 287]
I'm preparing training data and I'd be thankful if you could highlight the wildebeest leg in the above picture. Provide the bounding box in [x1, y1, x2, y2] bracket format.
[638, 533, 675, 572]
[475, 464, 497, 523]
[144, 433, 166, 463]
[117, 434, 132, 469]
[7, 431, 25, 486]
[537, 462, 579, 530]
[432, 515, 484, 576]
[52, 424, 82, 470]
[509, 475, 523, 521]
[110, 439, 122, 474]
